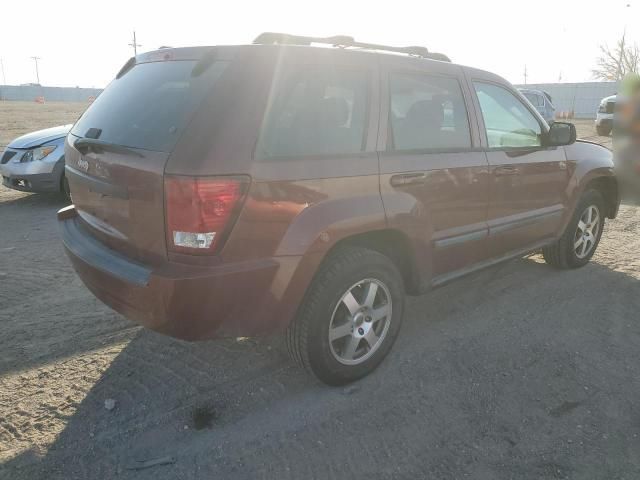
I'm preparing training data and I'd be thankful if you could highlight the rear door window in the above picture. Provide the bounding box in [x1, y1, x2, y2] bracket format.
[389, 73, 471, 151]
[257, 68, 369, 158]
[71, 60, 229, 153]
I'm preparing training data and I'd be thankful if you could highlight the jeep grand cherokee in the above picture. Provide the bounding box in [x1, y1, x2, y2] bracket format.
[58, 33, 619, 385]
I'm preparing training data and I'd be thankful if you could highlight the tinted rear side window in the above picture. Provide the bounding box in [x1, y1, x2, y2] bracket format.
[257, 68, 369, 158]
[71, 60, 228, 152]
[523, 92, 542, 107]
[389, 74, 471, 151]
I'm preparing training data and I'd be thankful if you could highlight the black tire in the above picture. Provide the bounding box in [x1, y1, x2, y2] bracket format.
[543, 190, 606, 269]
[596, 125, 611, 136]
[286, 246, 405, 385]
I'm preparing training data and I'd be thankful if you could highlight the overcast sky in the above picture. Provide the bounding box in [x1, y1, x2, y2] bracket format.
[0, 0, 637, 88]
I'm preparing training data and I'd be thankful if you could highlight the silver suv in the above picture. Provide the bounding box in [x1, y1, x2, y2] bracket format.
[595, 95, 616, 136]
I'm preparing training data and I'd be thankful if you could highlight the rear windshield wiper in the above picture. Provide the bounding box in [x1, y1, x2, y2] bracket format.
[73, 137, 144, 157]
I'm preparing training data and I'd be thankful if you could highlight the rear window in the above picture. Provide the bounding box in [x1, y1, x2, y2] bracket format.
[71, 60, 228, 152]
[256, 67, 369, 158]
[523, 92, 542, 107]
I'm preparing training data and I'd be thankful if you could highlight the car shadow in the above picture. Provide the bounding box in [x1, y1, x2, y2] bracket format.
[0, 191, 68, 209]
[2, 328, 314, 478]
[3, 254, 640, 479]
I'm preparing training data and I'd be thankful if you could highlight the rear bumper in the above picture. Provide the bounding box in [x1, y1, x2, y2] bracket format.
[58, 205, 304, 340]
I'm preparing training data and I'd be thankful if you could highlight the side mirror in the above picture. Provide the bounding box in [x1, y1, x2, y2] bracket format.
[546, 121, 576, 146]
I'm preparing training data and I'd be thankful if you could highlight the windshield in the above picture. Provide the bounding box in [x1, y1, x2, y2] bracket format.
[70, 60, 228, 152]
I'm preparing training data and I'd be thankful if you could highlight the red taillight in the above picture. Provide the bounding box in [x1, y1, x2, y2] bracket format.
[164, 176, 249, 255]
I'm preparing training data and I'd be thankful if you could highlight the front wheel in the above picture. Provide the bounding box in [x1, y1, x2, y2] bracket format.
[596, 125, 611, 136]
[543, 190, 605, 269]
[286, 247, 405, 385]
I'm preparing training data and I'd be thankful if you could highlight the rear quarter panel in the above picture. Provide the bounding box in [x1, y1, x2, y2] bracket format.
[215, 47, 385, 331]
[224, 171, 386, 332]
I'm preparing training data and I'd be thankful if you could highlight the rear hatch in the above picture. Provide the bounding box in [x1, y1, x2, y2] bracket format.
[65, 50, 230, 265]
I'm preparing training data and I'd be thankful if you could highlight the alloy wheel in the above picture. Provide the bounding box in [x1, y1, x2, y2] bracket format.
[328, 278, 392, 366]
[574, 205, 601, 259]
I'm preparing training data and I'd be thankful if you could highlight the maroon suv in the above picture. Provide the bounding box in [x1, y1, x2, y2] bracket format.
[59, 34, 619, 385]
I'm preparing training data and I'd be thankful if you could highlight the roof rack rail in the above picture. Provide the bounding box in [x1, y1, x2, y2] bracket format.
[252, 32, 451, 62]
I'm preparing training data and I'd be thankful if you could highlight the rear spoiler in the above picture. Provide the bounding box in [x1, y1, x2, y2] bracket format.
[115, 47, 220, 80]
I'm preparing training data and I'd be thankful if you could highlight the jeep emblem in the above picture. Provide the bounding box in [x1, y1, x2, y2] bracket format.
[77, 157, 89, 172]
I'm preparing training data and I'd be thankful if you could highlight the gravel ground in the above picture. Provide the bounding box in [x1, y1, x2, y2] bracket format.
[0, 105, 638, 479]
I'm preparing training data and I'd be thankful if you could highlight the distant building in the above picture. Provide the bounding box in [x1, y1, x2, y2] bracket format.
[514, 82, 618, 119]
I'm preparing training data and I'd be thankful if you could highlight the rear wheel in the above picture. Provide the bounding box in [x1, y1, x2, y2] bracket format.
[543, 190, 605, 269]
[286, 247, 404, 385]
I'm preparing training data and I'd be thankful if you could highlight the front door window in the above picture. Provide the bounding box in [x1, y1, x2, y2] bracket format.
[474, 82, 542, 148]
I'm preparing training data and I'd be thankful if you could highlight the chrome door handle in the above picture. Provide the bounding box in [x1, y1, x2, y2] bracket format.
[494, 165, 519, 176]
[390, 173, 426, 187]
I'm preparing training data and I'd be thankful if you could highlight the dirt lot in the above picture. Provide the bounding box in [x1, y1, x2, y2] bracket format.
[0, 102, 88, 148]
[1, 102, 638, 479]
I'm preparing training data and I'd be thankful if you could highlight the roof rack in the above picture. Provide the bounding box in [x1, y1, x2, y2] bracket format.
[252, 32, 451, 62]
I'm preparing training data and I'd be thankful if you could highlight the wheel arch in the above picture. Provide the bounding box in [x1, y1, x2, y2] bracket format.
[565, 140, 619, 220]
[272, 227, 422, 336]
[315, 228, 421, 295]
[52, 155, 66, 192]
[583, 175, 619, 219]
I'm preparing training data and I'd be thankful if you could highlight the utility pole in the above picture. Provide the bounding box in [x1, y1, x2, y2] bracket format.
[129, 31, 141, 56]
[523, 65, 528, 84]
[30, 56, 41, 84]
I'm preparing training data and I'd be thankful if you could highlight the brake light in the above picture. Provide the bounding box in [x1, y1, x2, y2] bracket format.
[164, 176, 249, 255]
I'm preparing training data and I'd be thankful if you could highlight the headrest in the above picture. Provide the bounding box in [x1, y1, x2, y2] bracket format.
[405, 99, 443, 126]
